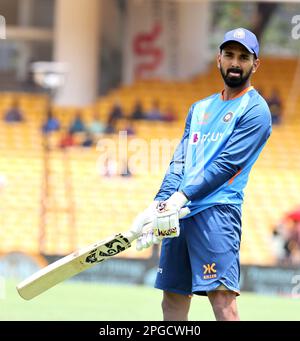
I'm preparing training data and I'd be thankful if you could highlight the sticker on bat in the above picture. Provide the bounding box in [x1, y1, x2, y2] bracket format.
[85, 234, 131, 264]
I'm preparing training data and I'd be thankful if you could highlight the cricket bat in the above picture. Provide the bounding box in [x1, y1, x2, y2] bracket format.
[17, 208, 189, 300]
[16, 232, 135, 301]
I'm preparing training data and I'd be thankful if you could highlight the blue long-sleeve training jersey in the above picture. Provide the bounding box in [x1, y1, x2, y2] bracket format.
[155, 86, 272, 218]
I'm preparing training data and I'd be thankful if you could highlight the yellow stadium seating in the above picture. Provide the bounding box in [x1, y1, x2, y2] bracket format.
[0, 57, 299, 266]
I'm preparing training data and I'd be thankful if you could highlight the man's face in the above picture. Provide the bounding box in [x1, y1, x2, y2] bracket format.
[217, 42, 260, 88]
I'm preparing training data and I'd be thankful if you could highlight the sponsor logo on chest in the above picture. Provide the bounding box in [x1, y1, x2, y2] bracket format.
[190, 132, 224, 144]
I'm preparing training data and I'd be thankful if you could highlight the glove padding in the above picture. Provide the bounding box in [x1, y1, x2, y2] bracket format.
[153, 192, 188, 238]
[136, 206, 190, 251]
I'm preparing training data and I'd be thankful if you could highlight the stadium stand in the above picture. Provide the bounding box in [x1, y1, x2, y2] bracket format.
[0, 57, 299, 265]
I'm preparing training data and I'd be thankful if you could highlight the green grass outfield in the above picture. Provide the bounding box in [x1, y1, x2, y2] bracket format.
[1, 280, 300, 321]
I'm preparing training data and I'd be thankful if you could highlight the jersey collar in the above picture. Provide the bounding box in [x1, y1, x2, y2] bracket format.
[221, 86, 254, 101]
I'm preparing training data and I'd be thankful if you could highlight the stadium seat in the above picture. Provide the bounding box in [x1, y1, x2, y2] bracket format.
[0, 58, 299, 266]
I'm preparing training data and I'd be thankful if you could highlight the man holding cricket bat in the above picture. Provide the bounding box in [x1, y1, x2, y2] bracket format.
[134, 28, 272, 321]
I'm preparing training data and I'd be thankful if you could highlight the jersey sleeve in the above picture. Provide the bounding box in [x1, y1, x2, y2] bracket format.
[154, 105, 194, 201]
[181, 103, 272, 201]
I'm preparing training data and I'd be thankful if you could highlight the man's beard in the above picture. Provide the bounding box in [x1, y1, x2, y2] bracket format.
[220, 66, 253, 88]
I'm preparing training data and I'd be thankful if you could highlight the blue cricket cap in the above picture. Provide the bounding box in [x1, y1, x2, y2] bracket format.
[219, 28, 259, 58]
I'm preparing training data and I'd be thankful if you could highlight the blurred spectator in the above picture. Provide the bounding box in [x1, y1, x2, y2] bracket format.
[59, 130, 75, 149]
[104, 118, 117, 134]
[164, 104, 177, 122]
[145, 100, 164, 121]
[81, 132, 94, 147]
[267, 88, 283, 125]
[131, 100, 145, 120]
[88, 112, 106, 135]
[272, 224, 289, 265]
[105, 101, 124, 135]
[42, 108, 60, 134]
[121, 118, 135, 136]
[272, 207, 300, 265]
[4, 99, 24, 123]
[69, 110, 86, 133]
[107, 100, 124, 123]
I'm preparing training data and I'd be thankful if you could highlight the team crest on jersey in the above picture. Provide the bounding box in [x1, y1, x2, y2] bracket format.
[223, 112, 233, 122]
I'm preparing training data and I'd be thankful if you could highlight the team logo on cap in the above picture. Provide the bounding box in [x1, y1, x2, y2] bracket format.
[233, 28, 245, 39]
[223, 112, 233, 122]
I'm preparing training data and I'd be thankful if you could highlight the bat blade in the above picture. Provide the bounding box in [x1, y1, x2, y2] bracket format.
[16, 208, 189, 300]
[16, 234, 131, 300]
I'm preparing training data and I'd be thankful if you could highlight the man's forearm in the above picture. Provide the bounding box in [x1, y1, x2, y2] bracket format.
[182, 160, 238, 201]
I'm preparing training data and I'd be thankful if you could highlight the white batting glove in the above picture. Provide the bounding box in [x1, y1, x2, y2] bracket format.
[153, 192, 188, 239]
[124, 201, 158, 242]
[136, 205, 190, 251]
[136, 223, 161, 251]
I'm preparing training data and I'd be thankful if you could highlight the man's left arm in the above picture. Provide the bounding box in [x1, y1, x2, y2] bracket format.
[154, 104, 194, 201]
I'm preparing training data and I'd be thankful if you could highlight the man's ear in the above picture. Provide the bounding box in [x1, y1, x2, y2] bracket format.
[252, 58, 260, 73]
[217, 54, 221, 69]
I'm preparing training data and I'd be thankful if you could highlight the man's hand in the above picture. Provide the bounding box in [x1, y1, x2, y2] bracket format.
[136, 206, 190, 251]
[124, 201, 158, 242]
[136, 193, 190, 251]
[136, 228, 161, 251]
[153, 192, 188, 239]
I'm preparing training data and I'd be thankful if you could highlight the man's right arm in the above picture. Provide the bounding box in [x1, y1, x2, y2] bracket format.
[132, 106, 194, 250]
[154, 104, 194, 201]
